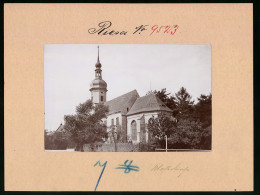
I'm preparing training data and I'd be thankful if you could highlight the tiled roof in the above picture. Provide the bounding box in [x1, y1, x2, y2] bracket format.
[126, 93, 173, 116]
[104, 90, 139, 115]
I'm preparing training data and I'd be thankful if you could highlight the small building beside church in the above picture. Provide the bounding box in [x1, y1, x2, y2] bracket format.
[89, 47, 174, 144]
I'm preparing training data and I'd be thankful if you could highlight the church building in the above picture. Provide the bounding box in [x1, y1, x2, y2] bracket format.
[89, 47, 173, 144]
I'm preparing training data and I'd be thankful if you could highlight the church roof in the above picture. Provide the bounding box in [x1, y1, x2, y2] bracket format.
[126, 93, 173, 116]
[104, 90, 140, 115]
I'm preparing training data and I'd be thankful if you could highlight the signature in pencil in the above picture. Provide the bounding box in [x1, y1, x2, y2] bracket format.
[151, 162, 189, 177]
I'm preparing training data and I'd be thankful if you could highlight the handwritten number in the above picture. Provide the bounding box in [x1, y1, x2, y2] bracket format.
[171, 25, 179, 35]
[115, 160, 140, 173]
[94, 161, 108, 191]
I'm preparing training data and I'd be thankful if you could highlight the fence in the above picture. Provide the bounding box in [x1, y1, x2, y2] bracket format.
[83, 143, 140, 152]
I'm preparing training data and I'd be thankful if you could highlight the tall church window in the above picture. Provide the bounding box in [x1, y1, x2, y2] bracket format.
[140, 116, 146, 143]
[147, 118, 153, 143]
[131, 120, 137, 141]
[116, 117, 119, 126]
[111, 119, 114, 126]
[101, 96, 103, 101]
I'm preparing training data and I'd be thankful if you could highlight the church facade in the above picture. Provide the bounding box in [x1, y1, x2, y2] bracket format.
[90, 47, 173, 144]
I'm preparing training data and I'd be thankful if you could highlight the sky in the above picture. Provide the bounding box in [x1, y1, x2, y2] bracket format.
[44, 44, 211, 131]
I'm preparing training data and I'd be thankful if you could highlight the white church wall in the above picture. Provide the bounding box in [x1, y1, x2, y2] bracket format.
[102, 113, 123, 144]
[91, 89, 107, 104]
[106, 113, 122, 128]
[103, 111, 173, 144]
[127, 112, 159, 143]
[91, 90, 100, 104]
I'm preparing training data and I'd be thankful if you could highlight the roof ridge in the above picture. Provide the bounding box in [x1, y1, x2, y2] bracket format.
[154, 94, 165, 106]
[105, 89, 138, 103]
[126, 93, 173, 116]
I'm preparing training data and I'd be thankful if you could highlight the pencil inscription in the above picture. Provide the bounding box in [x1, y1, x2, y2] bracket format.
[151, 163, 189, 177]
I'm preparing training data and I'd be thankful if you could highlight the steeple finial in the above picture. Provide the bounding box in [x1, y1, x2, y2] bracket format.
[95, 45, 102, 78]
[97, 45, 100, 63]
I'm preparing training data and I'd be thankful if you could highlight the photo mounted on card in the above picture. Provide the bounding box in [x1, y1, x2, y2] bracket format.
[4, 3, 253, 191]
[44, 44, 211, 153]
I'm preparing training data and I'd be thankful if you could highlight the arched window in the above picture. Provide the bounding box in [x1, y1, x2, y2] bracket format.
[131, 120, 137, 141]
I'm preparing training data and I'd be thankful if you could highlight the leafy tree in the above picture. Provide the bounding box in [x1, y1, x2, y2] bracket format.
[199, 125, 212, 150]
[147, 112, 177, 148]
[44, 129, 70, 150]
[192, 93, 212, 149]
[63, 100, 109, 151]
[115, 125, 127, 143]
[194, 93, 212, 128]
[44, 129, 55, 149]
[53, 129, 70, 149]
[107, 124, 127, 152]
[177, 119, 203, 148]
[168, 119, 203, 149]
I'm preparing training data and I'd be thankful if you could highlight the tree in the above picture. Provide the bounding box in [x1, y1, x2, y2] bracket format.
[192, 93, 212, 149]
[147, 88, 177, 113]
[199, 125, 212, 150]
[175, 87, 194, 119]
[44, 129, 70, 150]
[63, 100, 109, 151]
[53, 129, 70, 149]
[44, 129, 55, 150]
[194, 93, 212, 128]
[147, 112, 177, 148]
[170, 119, 203, 149]
[107, 124, 127, 152]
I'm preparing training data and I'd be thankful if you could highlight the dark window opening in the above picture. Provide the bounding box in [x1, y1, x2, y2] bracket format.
[111, 119, 114, 126]
[131, 120, 137, 141]
[116, 117, 119, 126]
[101, 96, 103, 101]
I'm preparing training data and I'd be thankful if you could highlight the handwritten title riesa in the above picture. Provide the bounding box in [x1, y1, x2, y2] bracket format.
[88, 21, 179, 36]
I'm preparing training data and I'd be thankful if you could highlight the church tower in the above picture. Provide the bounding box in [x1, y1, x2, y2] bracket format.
[90, 46, 107, 104]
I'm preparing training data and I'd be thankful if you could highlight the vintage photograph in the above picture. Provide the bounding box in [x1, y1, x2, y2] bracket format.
[44, 44, 212, 152]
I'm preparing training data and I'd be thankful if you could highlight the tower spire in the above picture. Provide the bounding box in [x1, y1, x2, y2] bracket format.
[90, 46, 107, 104]
[97, 45, 100, 63]
[95, 45, 102, 78]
